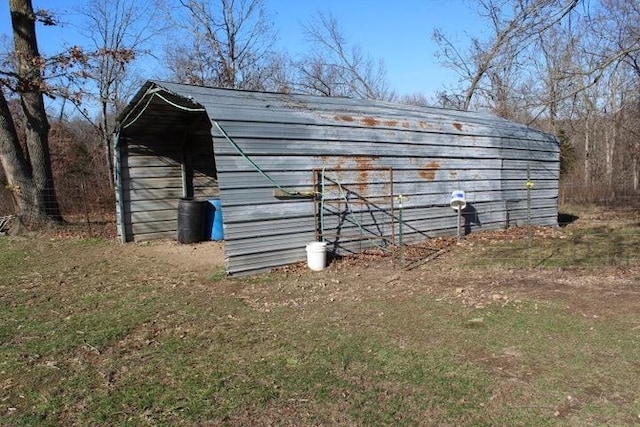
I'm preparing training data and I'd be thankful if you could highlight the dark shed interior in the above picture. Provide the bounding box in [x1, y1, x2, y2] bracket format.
[114, 86, 219, 241]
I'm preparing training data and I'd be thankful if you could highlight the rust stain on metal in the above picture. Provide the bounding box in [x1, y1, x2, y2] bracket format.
[333, 158, 345, 170]
[419, 161, 440, 181]
[449, 171, 458, 178]
[402, 121, 410, 128]
[384, 120, 398, 127]
[361, 117, 379, 127]
[418, 121, 432, 129]
[453, 122, 463, 131]
[355, 157, 375, 194]
[354, 157, 375, 168]
[335, 115, 354, 122]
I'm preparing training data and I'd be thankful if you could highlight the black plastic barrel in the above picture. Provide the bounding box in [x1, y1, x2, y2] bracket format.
[177, 198, 206, 244]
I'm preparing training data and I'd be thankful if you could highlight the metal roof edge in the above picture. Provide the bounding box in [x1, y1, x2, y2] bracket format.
[114, 80, 157, 130]
[116, 81, 559, 143]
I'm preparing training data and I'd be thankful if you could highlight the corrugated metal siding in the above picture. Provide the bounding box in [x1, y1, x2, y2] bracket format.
[116, 81, 559, 275]
[189, 131, 219, 200]
[118, 135, 184, 241]
[116, 123, 219, 242]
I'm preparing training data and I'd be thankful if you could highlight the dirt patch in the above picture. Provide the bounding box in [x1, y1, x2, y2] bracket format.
[129, 240, 225, 274]
[27, 206, 640, 324]
[248, 248, 639, 325]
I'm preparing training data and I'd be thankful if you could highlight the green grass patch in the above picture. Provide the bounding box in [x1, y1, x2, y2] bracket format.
[470, 235, 639, 268]
[464, 207, 640, 269]
[208, 266, 226, 281]
[0, 238, 29, 278]
[1, 219, 640, 425]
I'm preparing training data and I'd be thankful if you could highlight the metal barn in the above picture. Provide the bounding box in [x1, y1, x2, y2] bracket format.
[114, 81, 560, 275]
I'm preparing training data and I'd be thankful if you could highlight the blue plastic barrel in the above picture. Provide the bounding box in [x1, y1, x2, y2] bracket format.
[205, 198, 224, 240]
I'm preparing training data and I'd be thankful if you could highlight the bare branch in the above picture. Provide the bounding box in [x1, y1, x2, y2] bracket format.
[434, 0, 580, 111]
[296, 12, 392, 100]
[166, 0, 277, 90]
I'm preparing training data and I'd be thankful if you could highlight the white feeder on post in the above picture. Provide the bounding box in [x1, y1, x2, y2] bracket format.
[450, 190, 466, 240]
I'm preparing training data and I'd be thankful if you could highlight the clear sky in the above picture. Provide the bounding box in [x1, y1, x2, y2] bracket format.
[0, 0, 482, 97]
[269, 0, 481, 96]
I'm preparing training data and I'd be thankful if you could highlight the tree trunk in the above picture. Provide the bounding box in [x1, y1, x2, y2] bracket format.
[101, 99, 115, 189]
[605, 127, 613, 190]
[0, 91, 40, 219]
[9, 0, 62, 223]
[584, 117, 590, 188]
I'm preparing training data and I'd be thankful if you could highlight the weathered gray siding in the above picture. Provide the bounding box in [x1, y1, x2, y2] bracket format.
[116, 81, 559, 275]
[116, 127, 219, 242]
[117, 135, 183, 241]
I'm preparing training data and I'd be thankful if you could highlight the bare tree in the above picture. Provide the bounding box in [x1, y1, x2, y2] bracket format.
[73, 0, 166, 187]
[0, 0, 62, 225]
[295, 55, 343, 97]
[592, 0, 640, 78]
[430, 0, 640, 202]
[260, 51, 296, 93]
[295, 12, 393, 101]
[397, 92, 432, 107]
[165, 0, 276, 90]
[528, 23, 580, 131]
[577, 0, 640, 195]
[433, 0, 579, 111]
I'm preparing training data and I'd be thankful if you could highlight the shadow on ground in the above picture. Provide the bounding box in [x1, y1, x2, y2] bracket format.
[558, 212, 579, 227]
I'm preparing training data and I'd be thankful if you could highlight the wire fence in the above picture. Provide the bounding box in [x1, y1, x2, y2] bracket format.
[369, 181, 640, 270]
[411, 183, 640, 270]
[1, 178, 639, 269]
[0, 180, 116, 238]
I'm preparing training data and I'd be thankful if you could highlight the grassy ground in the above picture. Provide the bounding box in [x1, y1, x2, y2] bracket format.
[1, 206, 640, 425]
[467, 205, 640, 268]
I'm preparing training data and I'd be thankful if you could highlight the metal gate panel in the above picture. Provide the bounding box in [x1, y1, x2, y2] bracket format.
[313, 167, 394, 253]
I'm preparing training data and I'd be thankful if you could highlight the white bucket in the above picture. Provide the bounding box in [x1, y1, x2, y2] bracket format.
[450, 190, 466, 211]
[306, 241, 328, 271]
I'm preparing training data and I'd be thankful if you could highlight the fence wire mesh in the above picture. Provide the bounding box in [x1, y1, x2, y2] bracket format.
[1, 178, 638, 270]
[396, 186, 640, 270]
